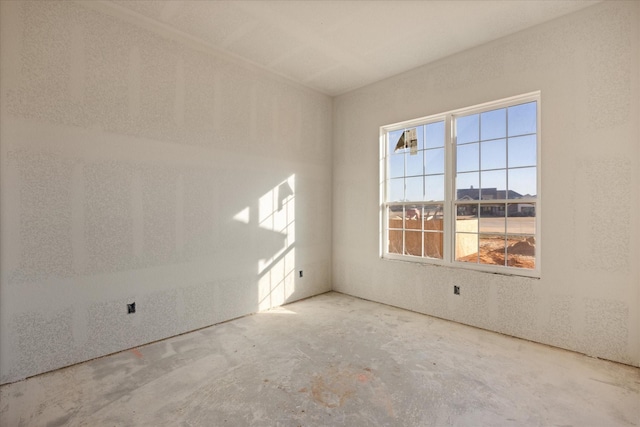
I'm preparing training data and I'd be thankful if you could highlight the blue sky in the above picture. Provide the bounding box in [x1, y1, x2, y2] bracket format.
[388, 101, 537, 202]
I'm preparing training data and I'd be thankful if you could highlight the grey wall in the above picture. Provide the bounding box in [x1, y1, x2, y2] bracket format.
[0, 1, 332, 384]
[333, 1, 640, 367]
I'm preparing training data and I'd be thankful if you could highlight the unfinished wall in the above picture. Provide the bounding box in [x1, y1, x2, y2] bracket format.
[0, 1, 332, 384]
[333, 1, 640, 367]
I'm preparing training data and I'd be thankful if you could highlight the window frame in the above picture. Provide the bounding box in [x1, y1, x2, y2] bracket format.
[380, 92, 541, 278]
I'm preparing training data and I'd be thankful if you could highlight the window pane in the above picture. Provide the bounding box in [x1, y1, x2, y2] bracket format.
[424, 232, 443, 259]
[388, 129, 404, 154]
[481, 139, 506, 170]
[507, 203, 535, 234]
[506, 235, 535, 268]
[508, 135, 536, 168]
[456, 172, 479, 200]
[508, 167, 536, 198]
[480, 204, 505, 233]
[414, 126, 424, 150]
[480, 170, 506, 200]
[405, 176, 424, 201]
[457, 114, 479, 144]
[425, 175, 444, 202]
[479, 234, 506, 265]
[389, 154, 404, 178]
[456, 204, 478, 232]
[388, 230, 403, 254]
[425, 121, 445, 148]
[425, 148, 444, 174]
[385, 96, 539, 272]
[405, 205, 422, 229]
[481, 108, 506, 140]
[405, 151, 423, 176]
[389, 178, 404, 202]
[423, 204, 444, 230]
[455, 233, 478, 262]
[457, 142, 479, 172]
[388, 206, 403, 230]
[405, 231, 422, 256]
[508, 102, 536, 137]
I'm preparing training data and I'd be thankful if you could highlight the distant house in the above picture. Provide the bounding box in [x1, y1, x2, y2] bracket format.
[456, 187, 524, 200]
[456, 187, 535, 217]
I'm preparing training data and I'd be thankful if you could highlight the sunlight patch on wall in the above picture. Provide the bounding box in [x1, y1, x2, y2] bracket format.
[257, 175, 296, 310]
[233, 207, 250, 224]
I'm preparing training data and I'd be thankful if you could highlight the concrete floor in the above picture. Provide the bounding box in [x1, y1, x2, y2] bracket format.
[1, 292, 638, 426]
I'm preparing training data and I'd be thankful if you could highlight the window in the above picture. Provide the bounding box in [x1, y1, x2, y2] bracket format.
[381, 93, 540, 276]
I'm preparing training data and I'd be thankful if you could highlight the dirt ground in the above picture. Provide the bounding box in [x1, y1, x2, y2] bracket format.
[457, 236, 535, 269]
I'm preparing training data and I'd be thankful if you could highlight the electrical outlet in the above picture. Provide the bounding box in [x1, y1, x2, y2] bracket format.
[127, 302, 136, 314]
[453, 286, 460, 295]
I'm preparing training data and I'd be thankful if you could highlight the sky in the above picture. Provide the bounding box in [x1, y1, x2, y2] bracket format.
[387, 101, 537, 202]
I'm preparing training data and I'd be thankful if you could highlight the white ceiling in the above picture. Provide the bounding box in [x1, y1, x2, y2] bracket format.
[107, 0, 600, 96]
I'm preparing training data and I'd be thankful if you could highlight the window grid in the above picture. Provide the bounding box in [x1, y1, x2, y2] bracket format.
[387, 204, 445, 259]
[381, 93, 540, 277]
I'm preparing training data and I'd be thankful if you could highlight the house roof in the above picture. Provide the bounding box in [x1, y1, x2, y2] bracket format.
[456, 187, 526, 201]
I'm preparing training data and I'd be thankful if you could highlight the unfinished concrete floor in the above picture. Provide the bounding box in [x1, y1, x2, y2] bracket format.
[1, 292, 639, 426]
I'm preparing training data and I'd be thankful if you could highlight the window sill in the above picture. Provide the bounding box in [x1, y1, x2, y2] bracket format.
[381, 254, 541, 279]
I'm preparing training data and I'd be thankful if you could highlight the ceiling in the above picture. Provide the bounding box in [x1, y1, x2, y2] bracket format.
[107, 0, 600, 96]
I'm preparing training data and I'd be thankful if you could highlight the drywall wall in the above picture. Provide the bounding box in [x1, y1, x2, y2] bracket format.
[333, 1, 640, 367]
[0, 1, 332, 384]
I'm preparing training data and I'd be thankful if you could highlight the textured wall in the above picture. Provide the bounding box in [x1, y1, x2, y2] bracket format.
[333, 1, 640, 366]
[0, 1, 332, 384]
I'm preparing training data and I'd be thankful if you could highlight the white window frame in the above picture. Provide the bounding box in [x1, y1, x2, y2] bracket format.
[380, 92, 541, 278]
